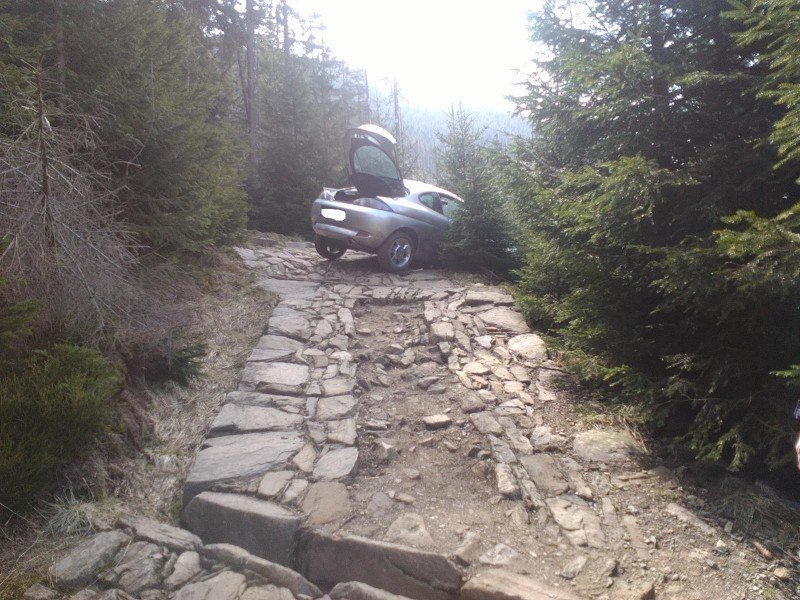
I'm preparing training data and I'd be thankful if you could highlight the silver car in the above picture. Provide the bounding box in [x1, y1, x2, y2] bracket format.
[311, 124, 463, 273]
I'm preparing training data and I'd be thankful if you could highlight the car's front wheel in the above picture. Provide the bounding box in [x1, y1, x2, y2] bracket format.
[314, 235, 347, 260]
[377, 231, 415, 273]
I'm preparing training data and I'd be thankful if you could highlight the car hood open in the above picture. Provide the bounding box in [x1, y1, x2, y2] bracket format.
[347, 124, 406, 198]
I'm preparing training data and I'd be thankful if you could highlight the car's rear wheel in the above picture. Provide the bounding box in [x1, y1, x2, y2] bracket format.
[378, 231, 415, 273]
[314, 235, 347, 260]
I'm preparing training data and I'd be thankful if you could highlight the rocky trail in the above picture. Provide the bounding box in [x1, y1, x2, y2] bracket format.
[27, 237, 799, 600]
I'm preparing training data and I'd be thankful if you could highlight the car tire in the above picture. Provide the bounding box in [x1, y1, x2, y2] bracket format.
[314, 235, 347, 260]
[377, 230, 415, 273]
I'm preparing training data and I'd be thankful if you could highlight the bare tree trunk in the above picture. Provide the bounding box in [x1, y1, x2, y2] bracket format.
[363, 70, 370, 122]
[34, 67, 54, 247]
[245, 0, 259, 166]
[53, 0, 66, 94]
[281, 0, 290, 58]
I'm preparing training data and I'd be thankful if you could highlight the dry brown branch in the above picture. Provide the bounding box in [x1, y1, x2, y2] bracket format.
[0, 66, 139, 343]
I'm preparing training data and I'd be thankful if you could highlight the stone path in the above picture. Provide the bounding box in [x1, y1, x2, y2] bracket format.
[29, 238, 794, 600]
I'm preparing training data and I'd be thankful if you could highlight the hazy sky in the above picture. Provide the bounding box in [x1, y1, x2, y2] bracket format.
[291, 0, 538, 112]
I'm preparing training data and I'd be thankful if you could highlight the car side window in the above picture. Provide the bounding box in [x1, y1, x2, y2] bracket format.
[419, 192, 443, 214]
[440, 194, 461, 218]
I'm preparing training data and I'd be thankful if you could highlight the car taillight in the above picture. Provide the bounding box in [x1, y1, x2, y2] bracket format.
[354, 197, 393, 212]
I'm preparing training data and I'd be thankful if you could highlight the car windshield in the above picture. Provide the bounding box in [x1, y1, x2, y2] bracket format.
[353, 145, 401, 182]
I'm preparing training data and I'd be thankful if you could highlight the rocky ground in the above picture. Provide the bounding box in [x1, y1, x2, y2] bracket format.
[21, 235, 800, 600]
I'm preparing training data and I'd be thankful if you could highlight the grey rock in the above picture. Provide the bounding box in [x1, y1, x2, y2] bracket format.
[453, 531, 482, 566]
[183, 431, 304, 503]
[172, 570, 246, 600]
[478, 543, 520, 567]
[519, 454, 569, 497]
[282, 479, 308, 504]
[461, 569, 583, 600]
[117, 514, 200, 553]
[384, 513, 434, 548]
[422, 414, 452, 430]
[506, 334, 547, 363]
[241, 585, 294, 600]
[560, 555, 588, 580]
[49, 530, 130, 591]
[301, 481, 351, 524]
[201, 544, 321, 598]
[470, 412, 503, 436]
[545, 496, 606, 549]
[321, 377, 355, 397]
[99, 541, 163, 594]
[295, 529, 462, 600]
[267, 308, 312, 341]
[225, 391, 305, 409]
[463, 362, 492, 376]
[326, 418, 357, 445]
[209, 404, 303, 436]
[495, 464, 519, 499]
[430, 322, 455, 343]
[460, 394, 485, 414]
[487, 436, 516, 464]
[249, 335, 305, 363]
[240, 362, 309, 395]
[292, 443, 316, 473]
[330, 581, 415, 600]
[313, 447, 359, 480]
[572, 429, 640, 464]
[529, 426, 567, 451]
[315, 395, 358, 420]
[183, 492, 301, 565]
[479, 308, 529, 333]
[164, 551, 202, 590]
[258, 471, 294, 499]
[465, 289, 514, 306]
[258, 278, 319, 299]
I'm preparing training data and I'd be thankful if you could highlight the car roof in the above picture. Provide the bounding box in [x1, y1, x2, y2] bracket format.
[403, 179, 463, 202]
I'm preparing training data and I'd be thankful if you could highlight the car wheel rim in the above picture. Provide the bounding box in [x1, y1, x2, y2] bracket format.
[389, 237, 411, 268]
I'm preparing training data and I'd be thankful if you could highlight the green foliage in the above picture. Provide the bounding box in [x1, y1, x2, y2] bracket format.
[0, 344, 121, 509]
[435, 106, 517, 274]
[505, 0, 800, 470]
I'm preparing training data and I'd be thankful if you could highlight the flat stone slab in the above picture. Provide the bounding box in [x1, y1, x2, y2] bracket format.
[321, 377, 355, 397]
[384, 513, 434, 548]
[313, 447, 359, 480]
[461, 568, 582, 600]
[184, 432, 304, 503]
[202, 543, 321, 598]
[519, 454, 569, 497]
[295, 530, 462, 600]
[173, 570, 246, 600]
[117, 514, 201, 552]
[240, 362, 309, 395]
[183, 492, 301, 565]
[330, 581, 416, 600]
[49, 530, 130, 591]
[470, 412, 504, 436]
[209, 404, 303, 436]
[506, 334, 547, 363]
[545, 495, 606, 549]
[326, 418, 357, 445]
[249, 335, 304, 362]
[430, 321, 455, 342]
[315, 395, 358, 420]
[465, 289, 514, 306]
[226, 391, 305, 409]
[258, 278, 320, 299]
[479, 308, 529, 333]
[268, 307, 312, 341]
[301, 482, 351, 525]
[572, 429, 640, 464]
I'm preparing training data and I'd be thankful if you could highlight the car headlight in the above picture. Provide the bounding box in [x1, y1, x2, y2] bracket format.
[354, 197, 393, 212]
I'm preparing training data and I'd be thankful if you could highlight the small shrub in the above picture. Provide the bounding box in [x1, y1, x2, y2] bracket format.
[0, 344, 121, 510]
